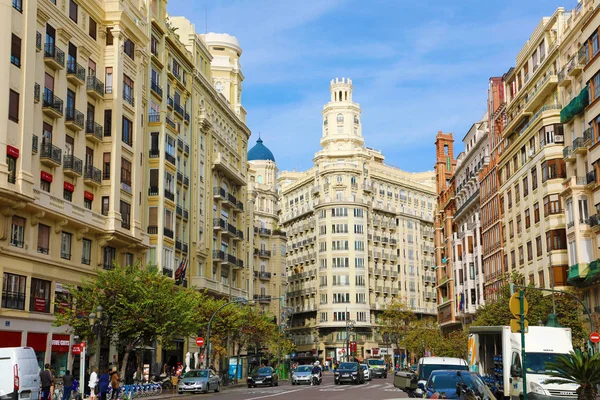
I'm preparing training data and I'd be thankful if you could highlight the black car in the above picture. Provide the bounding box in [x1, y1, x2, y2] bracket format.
[247, 366, 279, 388]
[334, 362, 365, 385]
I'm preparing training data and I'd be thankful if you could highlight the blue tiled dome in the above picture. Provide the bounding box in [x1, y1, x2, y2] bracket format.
[248, 137, 275, 162]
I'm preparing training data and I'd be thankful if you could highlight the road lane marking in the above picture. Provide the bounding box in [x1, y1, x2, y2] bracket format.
[243, 387, 308, 400]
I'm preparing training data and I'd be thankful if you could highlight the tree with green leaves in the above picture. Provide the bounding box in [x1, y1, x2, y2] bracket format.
[472, 273, 586, 348]
[543, 351, 600, 400]
[402, 318, 442, 358]
[378, 299, 417, 352]
[54, 263, 204, 378]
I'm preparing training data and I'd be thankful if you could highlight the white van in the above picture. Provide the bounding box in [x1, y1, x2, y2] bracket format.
[0, 347, 41, 400]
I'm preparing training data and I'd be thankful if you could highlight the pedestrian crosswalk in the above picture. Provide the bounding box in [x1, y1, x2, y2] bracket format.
[318, 382, 396, 391]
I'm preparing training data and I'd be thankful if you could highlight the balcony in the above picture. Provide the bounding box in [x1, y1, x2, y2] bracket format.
[66, 59, 86, 85]
[587, 170, 596, 187]
[86, 76, 104, 99]
[40, 143, 62, 167]
[148, 186, 158, 196]
[176, 205, 183, 217]
[162, 268, 173, 278]
[150, 80, 162, 98]
[213, 187, 226, 199]
[257, 227, 271, 236]
[85, 120, 103, 143]
[177, 171, 183, 184]
[236, 259, 244, 269]
[213, 218, 226, 231]
[65, 108, 84, 131]
[63, 155, 83, 177]
[257, 271, 271, 280]
[123, 89, 135, 107]
[165, 115, 177, 131]
[253, 295, 271, 304]
[42, 89, 63, 118]
[223, 222, 237, 238]
[524, 73, 559, 114]
[36, 32, 41, 51]
[167, 95, 174, 108]
[184, 143, 190, 154]
[44, 43, 65, 70]
[567, 47, 586, 77]
[164, 189, 175, 202]
[184, 111, 190, 124]
[174, 103, 184, 118]
[213, 152, 245, 185]
[34, 83, 40, 103]
[256, 249, 271, 258]
[183, 175, 189, 186]
[163, 227, 174, 238]
[148, 113, 160, 124]
[182, 242, 188, 253]
[32, 135, 38, 154]
[147, 225, 158, 235]
[83, 165, 101, 186]
[175, 239, 182, 251]
[236, 229, 243, 240]
[563, 146, 574, 161]
[165, 152, 176, 166]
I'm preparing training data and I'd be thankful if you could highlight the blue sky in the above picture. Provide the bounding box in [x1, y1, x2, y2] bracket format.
[167, 0, 572, 173]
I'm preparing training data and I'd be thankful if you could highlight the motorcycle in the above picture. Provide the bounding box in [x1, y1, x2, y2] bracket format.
[152, 375, 173, 390]
[311, 373, 322, 386]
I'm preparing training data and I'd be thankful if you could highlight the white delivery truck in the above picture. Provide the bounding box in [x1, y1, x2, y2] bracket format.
[468, 326, 579, 400]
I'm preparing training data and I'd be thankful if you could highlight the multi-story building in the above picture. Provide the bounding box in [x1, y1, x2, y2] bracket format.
[480, 76, 507, 301]
[169, 17, 252, 361]
[498, 8, 570, 289]
[247, 138, 287, 318]
[434, 132, 460, 331]
[562, 0, 600, 329]
[279, 78, 436, 364]
[452, 115, 489, 323]
[2, 0, 149, 374]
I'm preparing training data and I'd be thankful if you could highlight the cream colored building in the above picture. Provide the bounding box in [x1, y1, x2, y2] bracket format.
[498, 8, 570, 289]
[561, 0, 600, 330]
[247, 138, 287, 318]
[279, 78, 436, 363]
[2, 0, 149, 375]
[452, 115, 489, 323]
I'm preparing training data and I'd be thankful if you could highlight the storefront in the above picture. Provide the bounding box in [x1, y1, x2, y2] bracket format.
[51, 334, 70, 376]
[27, 332, 47, 370]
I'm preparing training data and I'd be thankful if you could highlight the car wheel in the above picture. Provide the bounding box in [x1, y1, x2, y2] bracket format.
[214, 383, 220, 393]
[269, 381, 273, 387]
[178, 392, 183, 395]
[291, 381, 295, 385]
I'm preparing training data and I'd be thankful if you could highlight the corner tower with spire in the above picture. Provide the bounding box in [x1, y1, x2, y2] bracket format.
[320, 78, 364, 152]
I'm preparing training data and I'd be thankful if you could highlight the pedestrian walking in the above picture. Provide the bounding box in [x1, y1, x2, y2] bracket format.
[62, 370, 74, 400]
[89, 367, 98, 400]
[40, 364, 54, 400]
[109, 368, 120, 400]
[98, 369, 110, 400]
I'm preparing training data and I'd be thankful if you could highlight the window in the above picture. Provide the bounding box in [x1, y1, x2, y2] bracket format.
[30, 278, 51, 313]
[105, 67, 113, 94]
[531, 167, 538, 190]
[2, 273, 26, 310]
[151, 36, 159, 56]
[533, 202, 540, 223]
[536, 236, 543, 257]
[69, 0, 78, 22]
[11, 34, 21, 68]
[84, 197, 92, 210]
[524, 208, 530, 229]
[101, 196, 109, 216]
[123, 74, 134, 106]
[122, 116, 133, 146]
[106, 27, 113, 45]
[546, 229, 567, 251]
[63, 187, 72, 202]
[10, 216, 25, 248]
[527, 241, 533, 261]
[507, 190, 512, 209]
[516, 215, 522, 234]
[7, 153, 16, 184]
[103, 246, 116, 269]
[121, 158, 132, 186]
[103, 152, 111, 179]
[12, 0, 22, 11]
[40, 178, 50, 193]
[88, 17, 97, 40]
[124, 39, 135, 59]
[541, 159, 566, 182]
[61, 232, 72, 259]
[120, 201, 131, 229]
[37, 224, 50, 254]
[104, 109, 112, 136]
[8, 90, 19, 122]
[544, 195, 562, 216]
[523, 177, 529, 197]
[82, 239, 91, 264]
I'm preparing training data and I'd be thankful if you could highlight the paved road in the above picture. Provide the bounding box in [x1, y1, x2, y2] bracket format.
[169, 373, 409, 400]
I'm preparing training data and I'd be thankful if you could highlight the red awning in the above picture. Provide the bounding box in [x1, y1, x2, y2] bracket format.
[0, 330, 22, 348]
[27, 332, 47, 352]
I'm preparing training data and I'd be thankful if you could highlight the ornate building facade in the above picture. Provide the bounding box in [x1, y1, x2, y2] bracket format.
[280, 78, 436, 363]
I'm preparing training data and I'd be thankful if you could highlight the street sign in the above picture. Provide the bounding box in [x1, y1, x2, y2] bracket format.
[509, 293, 528, 317]
[590, 332, 600, 343]
[510, 318, 529, 333]
[196, 337, 205, 346]
[72, 345, 81, 354]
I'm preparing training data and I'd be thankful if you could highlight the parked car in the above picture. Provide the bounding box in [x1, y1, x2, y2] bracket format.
[420, 370, 496, 400]
[0, 347, 40, 400]
[177, 369, 221, 394]
[291, 365, 313, 385]
[334, 362, 365, 385]
[360, 364, 371, 381]
[247, 366, 279, 388]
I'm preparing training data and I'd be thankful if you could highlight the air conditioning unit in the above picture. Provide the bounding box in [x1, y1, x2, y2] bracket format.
[555, 135, 564, 144]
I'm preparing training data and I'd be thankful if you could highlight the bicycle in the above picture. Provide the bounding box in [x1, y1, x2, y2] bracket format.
[52, 383, 63, 400]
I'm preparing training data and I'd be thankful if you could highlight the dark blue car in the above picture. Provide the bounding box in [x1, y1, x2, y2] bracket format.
[420, 370, 496, 400]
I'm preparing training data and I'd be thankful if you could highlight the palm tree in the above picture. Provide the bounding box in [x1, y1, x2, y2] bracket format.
[543, 350, 600, 400]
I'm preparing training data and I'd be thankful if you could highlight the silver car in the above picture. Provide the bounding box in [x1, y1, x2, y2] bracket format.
[177, 369, 221, 394]
[361, 364, 372, 381]
[291, 365, 313, 385]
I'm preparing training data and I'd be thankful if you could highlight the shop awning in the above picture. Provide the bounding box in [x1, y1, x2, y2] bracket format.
[582, 259, 600, 287]
[561, 86, 589, 123]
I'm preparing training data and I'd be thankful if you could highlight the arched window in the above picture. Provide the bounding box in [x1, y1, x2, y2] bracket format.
[336, 175, 343, 183]
[354, 115, 359, 124]
[337, 114, 344, 123]
[351, 176, 356, 185]
[339, 91, 342, 101]
[323, 118, 328, 126]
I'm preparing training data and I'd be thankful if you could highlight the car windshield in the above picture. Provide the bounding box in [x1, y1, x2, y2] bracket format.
[339, 362, 358, 371]
[361, 365, 368, 370]
[420, 364, 468, 380]
[296, 366, 312, 372]
[368, 359, 385, 365]
[257, 367, 272, 374]
[525, 353, 562, 374]
[428, 372, 494, 400]
[183, 370, 208, 378]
